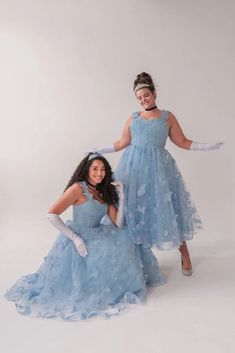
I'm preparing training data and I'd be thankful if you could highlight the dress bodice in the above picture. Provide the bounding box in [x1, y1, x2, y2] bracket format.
[71, 182, 108, 229]
[130, 110, 169, 148]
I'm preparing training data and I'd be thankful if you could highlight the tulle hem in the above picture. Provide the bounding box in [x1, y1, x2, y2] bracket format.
[131, 226, 203, 250]
[5, 289, 146, 321]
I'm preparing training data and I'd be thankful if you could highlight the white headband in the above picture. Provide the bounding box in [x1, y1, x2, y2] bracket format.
[88, 152, 102, 161]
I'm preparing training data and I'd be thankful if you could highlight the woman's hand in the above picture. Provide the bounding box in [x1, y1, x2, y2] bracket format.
[86, 145, 115, 155]
[47, 183, 88, 258]
[190, 141, 224, 151]
[72, 236, 88, 257]
[47, 213, 88, 258]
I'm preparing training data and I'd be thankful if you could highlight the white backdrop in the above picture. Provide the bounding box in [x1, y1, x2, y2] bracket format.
[0, 1, 234, 353]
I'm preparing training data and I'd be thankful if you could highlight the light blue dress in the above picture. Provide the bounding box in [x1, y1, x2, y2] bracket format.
[5, 182, 165, 321]
[115, 110, 203, 250]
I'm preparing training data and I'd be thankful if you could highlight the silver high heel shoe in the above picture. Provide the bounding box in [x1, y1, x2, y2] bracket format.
[181, 256, 193, 276]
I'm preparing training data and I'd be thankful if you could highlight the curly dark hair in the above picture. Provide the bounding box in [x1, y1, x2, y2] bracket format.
[133, 72, 156, 94]
[64, 153, 118, 205]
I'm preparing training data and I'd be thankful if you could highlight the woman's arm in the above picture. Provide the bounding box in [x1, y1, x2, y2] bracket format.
[89, 115, 132, 154]
[47, 184, 88, 257]
[107, 181, 125, 228]
[168, 112, 192, 150]
[168, 112, 224, 151]
[113, 115, 132, 151]
[48, 183, 83, 214]
[107, 204, 118, 225]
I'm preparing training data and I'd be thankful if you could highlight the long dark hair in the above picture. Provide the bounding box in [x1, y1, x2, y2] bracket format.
[64, 153, 118, 205]
[133, 72, 156, 93]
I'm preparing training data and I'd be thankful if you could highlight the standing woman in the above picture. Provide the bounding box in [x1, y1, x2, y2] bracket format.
[90, 72, 223, 276]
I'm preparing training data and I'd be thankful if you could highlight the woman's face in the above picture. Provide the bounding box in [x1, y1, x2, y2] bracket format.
[88, 159, 106, 186]
[136, 88, 156, 110]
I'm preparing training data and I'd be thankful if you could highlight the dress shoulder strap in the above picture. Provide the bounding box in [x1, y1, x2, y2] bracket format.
[132, 111, 139, 119]
[161, 110, 169, 121]
[79, 181, 92, 200]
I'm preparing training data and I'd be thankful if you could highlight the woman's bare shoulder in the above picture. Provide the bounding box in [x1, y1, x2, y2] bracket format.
[167, 111, 178, 126]
[67, 182, 84, 197]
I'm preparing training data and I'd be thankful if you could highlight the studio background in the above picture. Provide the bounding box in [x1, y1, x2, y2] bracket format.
[0, 1, 234, 353]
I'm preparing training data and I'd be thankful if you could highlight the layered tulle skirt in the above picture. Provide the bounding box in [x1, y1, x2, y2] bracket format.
[115, 145, 203, 249]
[5, 223, 165, 321]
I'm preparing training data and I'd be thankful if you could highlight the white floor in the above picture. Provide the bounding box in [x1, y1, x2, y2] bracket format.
[1, 219, 235, 353]
[1, 1, 234, 351]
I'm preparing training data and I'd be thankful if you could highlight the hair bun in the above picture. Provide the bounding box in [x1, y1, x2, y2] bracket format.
[133, 72, 156, 92]
[137, 72, 151, 81]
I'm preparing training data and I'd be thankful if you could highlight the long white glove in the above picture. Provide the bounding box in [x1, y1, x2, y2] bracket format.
[111, 181, 125, 228]
[46, 213, 88, 257]
[88, 144, 116, 154]
[190, 141, 224, 151]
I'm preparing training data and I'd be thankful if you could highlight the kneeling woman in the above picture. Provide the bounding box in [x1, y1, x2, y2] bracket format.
[5, 153, 165, 321]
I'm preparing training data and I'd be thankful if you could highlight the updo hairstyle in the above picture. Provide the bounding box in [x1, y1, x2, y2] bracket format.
[133, 72, 156, 93]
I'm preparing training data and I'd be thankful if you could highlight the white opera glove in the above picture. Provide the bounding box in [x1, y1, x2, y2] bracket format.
[87, 144, 116, 155]
[190, 141, 224, 151]
[46, 213, 88, 257]
[112, 181, 125, 228]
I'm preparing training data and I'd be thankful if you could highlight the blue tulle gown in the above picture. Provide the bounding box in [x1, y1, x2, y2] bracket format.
[5, 182, 165, 321]
[115, 110, 203, 249]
